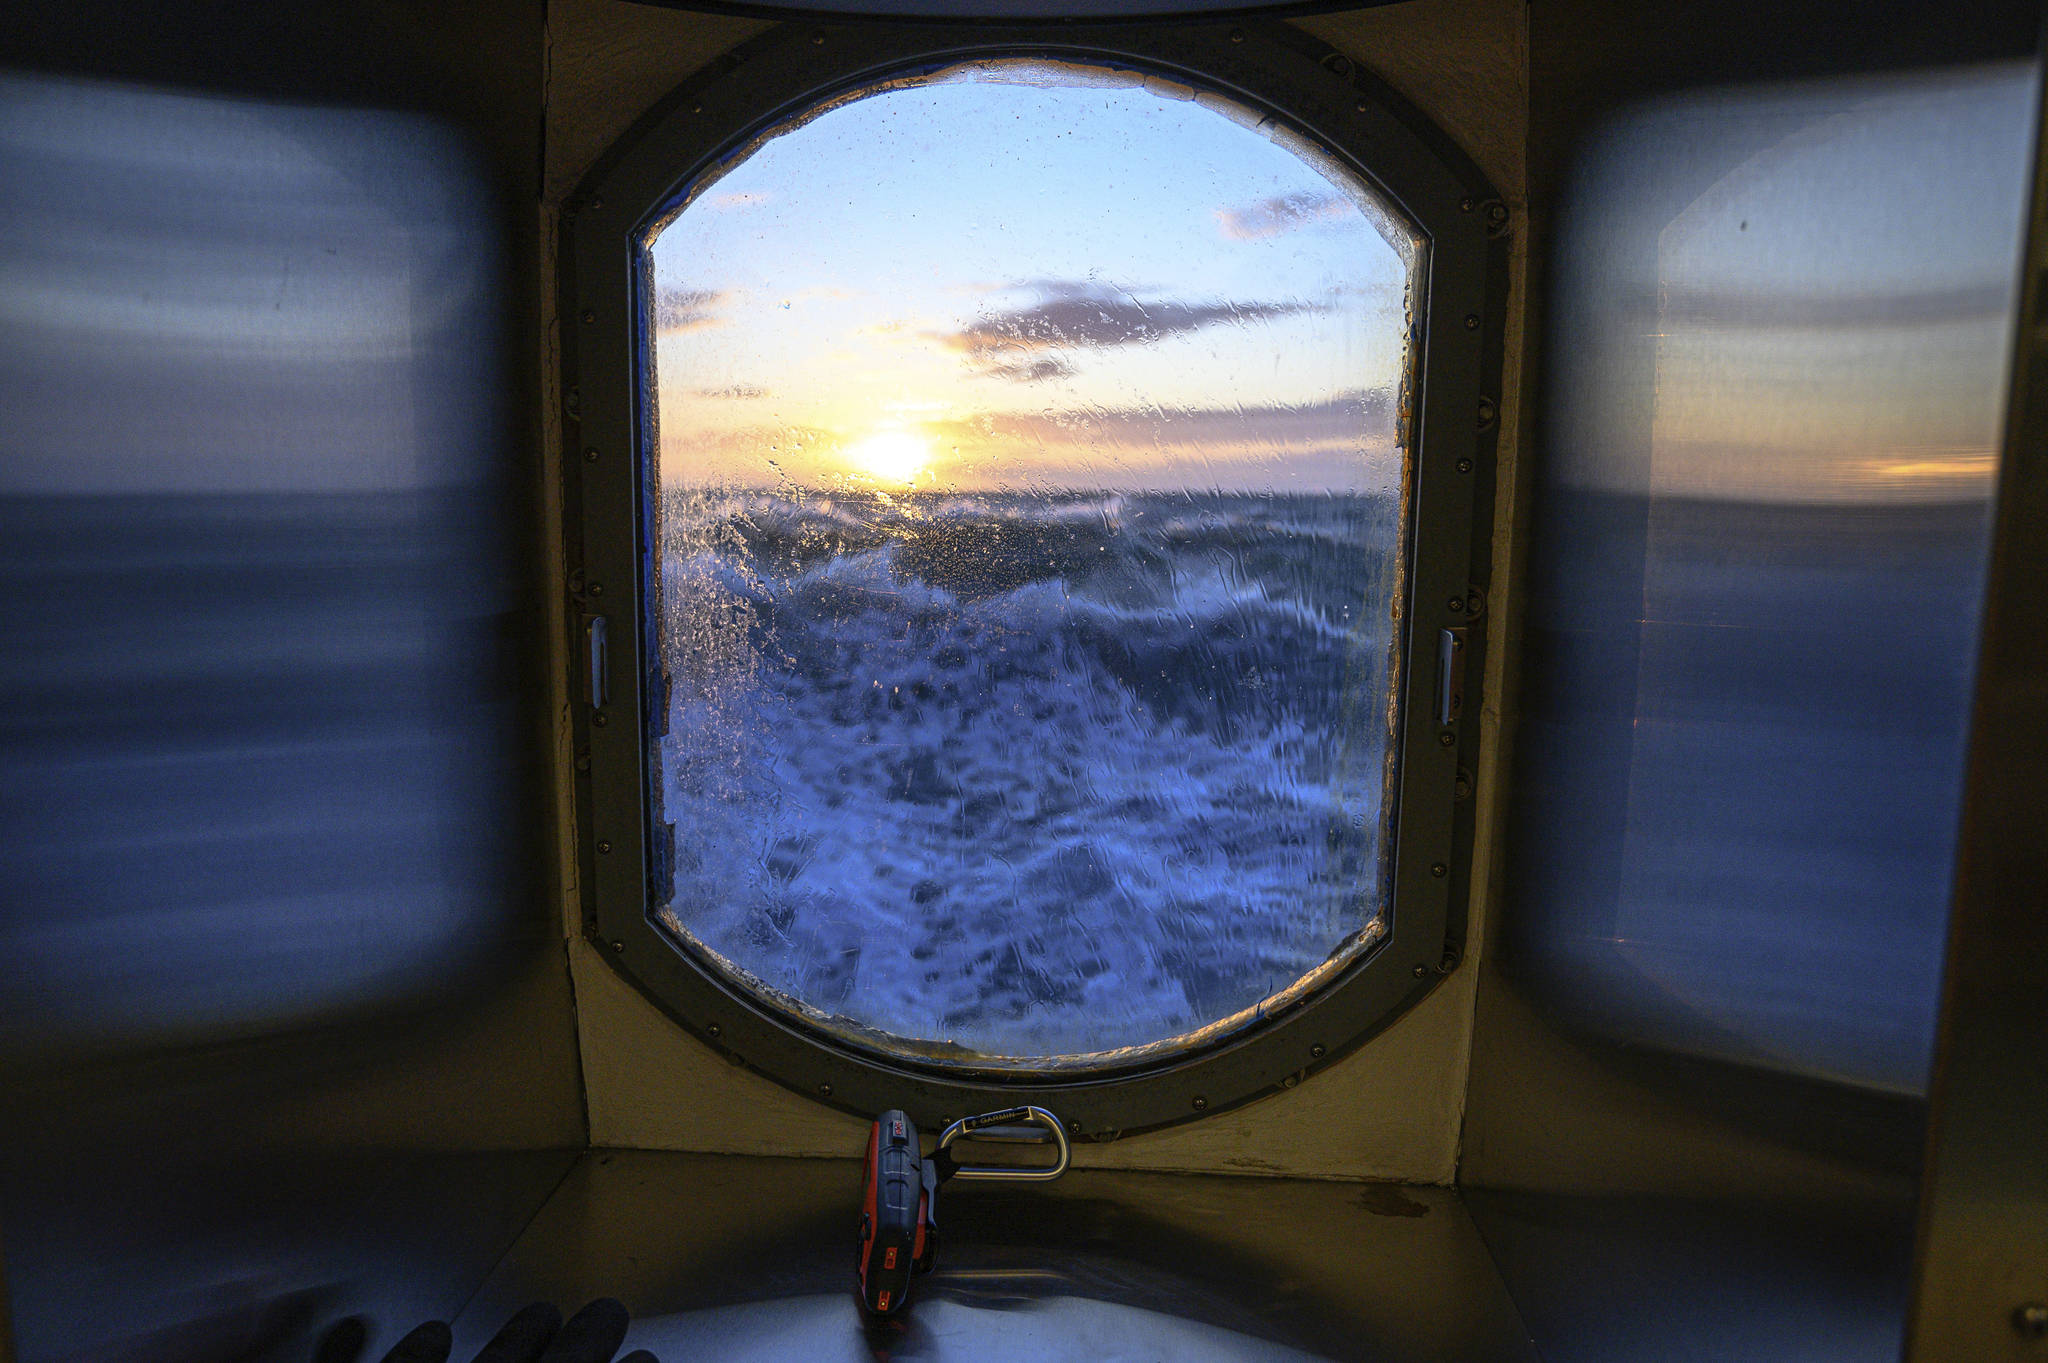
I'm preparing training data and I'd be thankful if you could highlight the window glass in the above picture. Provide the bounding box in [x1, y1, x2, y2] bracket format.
[646, 60, 1422, 1066]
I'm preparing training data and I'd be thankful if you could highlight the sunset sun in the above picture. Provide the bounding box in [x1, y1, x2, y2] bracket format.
[842, 429, 932, 486]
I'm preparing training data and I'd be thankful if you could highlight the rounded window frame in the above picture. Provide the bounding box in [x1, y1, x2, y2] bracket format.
[562, 18, 1503, 1139]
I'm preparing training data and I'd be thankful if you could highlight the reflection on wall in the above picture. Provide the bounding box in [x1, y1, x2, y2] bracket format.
[1514, 63, 2036, 1094]
[0, 71, 523, 1056]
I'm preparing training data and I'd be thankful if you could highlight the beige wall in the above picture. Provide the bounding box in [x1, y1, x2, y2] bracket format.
[540, 0, 1529, 1182]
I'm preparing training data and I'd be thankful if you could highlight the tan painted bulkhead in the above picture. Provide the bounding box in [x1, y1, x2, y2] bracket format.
[541, 0, 1530, 1181]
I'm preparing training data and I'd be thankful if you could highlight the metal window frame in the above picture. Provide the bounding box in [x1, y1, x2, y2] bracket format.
[561, 17, 1505, 1139]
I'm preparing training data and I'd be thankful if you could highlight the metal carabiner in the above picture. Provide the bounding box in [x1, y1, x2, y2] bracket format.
[935, 1105, 1070, 1181]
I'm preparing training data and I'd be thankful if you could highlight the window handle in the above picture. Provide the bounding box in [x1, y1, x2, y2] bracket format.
[1436, 626, 1467, 727]
[586, 614, 608, 711]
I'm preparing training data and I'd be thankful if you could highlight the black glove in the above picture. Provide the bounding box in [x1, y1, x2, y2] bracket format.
[318, 1299, 656, 1363]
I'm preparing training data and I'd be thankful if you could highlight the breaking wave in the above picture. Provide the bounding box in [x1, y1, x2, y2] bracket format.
[652, 488, 1402, 1060]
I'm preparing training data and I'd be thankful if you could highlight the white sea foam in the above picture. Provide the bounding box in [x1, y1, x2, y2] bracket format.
[652, 489, 1400, 1060]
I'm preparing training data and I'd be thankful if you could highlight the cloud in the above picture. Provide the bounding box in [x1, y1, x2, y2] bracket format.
[659, 392, 1401, 493]
[933, 389, 1403, 492]
[932, 279, 1321, 380]
[976, 356, 1075, 384]
[942, 390, 1394, 457]
[655, 286, 731, 333]
[1216, 191, 1351, 241]
[657, 420, 836, 477]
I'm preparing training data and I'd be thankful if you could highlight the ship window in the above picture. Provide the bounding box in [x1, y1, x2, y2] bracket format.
[648, 59, 1417, 1065]
[566, 24, 1498, 1132]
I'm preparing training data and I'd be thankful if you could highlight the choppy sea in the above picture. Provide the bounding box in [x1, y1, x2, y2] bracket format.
[652, 489, 1401, 1061]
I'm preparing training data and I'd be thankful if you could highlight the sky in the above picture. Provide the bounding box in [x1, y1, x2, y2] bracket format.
[648, 60, 1421, 495]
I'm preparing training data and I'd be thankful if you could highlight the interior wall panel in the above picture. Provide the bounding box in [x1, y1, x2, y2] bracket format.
[0, 1, 586, 1355]
[1459, 1, 2040, 1359]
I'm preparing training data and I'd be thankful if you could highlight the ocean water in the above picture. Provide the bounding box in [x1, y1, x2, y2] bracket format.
[652, 489, 1401, 1062]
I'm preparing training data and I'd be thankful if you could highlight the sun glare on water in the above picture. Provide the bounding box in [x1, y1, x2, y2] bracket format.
[842, 429, 932, 487]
